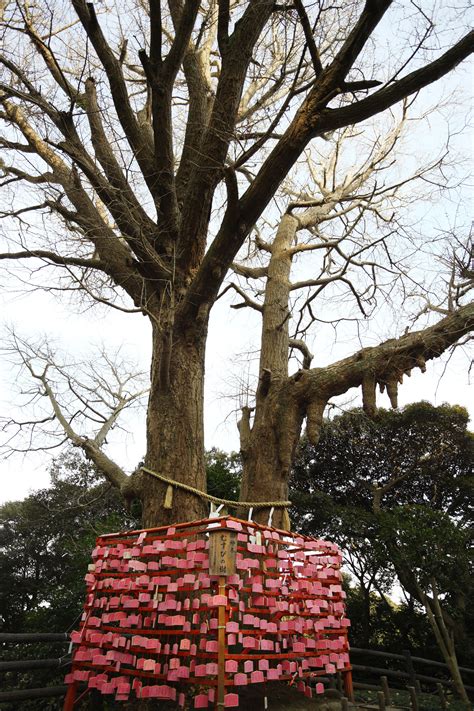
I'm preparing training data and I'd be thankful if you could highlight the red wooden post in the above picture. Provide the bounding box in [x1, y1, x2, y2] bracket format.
[63, 680, 78, 711]
[343, 668, 354, 701]
[217, 575, 226, 710]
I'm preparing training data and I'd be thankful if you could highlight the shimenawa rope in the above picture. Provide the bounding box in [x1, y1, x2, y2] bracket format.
[140, 466, 291, 510]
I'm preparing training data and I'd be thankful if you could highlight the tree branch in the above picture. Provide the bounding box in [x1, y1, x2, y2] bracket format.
[298, 303, 474, 407]
[237, 405, 253, 458]
[180, 30, 473, 321]
[163, 0, 200, 82]
[171, 0, 215, 203]
[1, 98, 152, 306]
[293, 0, 323, 75]
[217, 0, 230, 55]
[83, 77, 154, 231]
[71, 0, 156, 196]
[327, 0, 392, 85]
[289, 338, 313, 369]
[143, 0, 200, 239]
[221, 282, 263, 312]
[315, 31, 474, 136]
[232, 262, 268, 280]
[79, 438, 129, 490]
[21, 7, 84, 105]
[0, 250, 107, 270]
[177, 0, 275, 277]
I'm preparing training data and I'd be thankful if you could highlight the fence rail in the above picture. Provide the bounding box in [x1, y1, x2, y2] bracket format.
[0, 686, 70, 704]
[350, 646, 474, 676]
[1, 633, 473, 705]
[0, 632, 70, 705]
[0, 657, 70, 672]
[0, 633, 69, 643]
[351, 662, 474, 692]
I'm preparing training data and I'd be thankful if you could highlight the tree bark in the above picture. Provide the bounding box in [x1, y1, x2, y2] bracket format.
[238, 215, 306, 529]
[239, 296, 474, 530]
[419, 582, 470, 708]
[140, 319, 208, 527]
[1, 0, 473, 537]
[361, 584, 372, 649]
[239, 384, 305, 529]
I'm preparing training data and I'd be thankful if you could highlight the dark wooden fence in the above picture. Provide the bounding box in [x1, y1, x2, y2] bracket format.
[349, 646, 474, 694]
[1, 633, 473, 706]
[0, 632, 72, 704]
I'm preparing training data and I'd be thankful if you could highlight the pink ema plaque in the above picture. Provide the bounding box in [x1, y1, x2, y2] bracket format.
[65, 515, 351, 709]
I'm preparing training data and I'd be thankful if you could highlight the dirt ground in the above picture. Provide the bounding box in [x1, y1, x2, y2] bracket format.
[112, 687, 349, 710]
[230, 685, 346, 710]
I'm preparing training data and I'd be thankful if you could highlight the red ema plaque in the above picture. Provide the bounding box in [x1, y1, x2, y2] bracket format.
[64, 515, 352, 709]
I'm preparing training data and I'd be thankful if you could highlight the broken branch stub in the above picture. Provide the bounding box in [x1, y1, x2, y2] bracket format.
[362, 373, 377, 418]
[306, 398, 327, 445]
[386, 376, 399, 409]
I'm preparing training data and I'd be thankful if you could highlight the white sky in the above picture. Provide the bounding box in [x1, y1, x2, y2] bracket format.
[0, 280, 472, 504]
[0, 5, 473, 505]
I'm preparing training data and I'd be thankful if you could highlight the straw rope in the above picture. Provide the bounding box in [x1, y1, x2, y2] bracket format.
[140, 466, 291, 510]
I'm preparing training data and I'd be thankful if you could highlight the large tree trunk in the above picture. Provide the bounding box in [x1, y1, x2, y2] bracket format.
[140, 320, 208, 527]
[238, 215, 304, 529]
[239, 387, 304, 530]
[237, 201, 474, 534]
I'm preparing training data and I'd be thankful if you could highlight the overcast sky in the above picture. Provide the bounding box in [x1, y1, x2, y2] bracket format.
[0, 276, 472, 505]
[0, 4, 472, 505]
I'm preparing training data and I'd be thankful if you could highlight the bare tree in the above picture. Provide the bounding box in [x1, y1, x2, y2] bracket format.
[1, 331, 148, 491]
[0, 1, 472, 526]
[234, 111, 473, 526]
